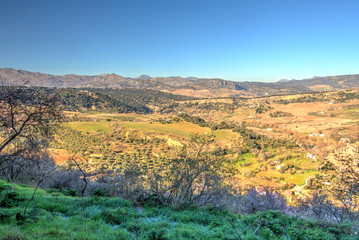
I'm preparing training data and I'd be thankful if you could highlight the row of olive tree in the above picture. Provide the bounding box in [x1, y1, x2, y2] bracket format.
[62, 132, 237, 207]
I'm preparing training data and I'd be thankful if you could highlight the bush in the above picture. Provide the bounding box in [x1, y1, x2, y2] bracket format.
[0, 226, 27, 240]
[298, 192, 359, 223]
[137, 193, 166, 206]
[0, 209, 14, 223]
[281, 183, 296, 190]
[94, 207, 135, 225]
[225, 189, 287, 214]
[16, 211, 26, 224]
[66, 189, 78, 196]
[91, 187, 109, 197]
[0, 191, 23, 208]
[148, 229, 169, 240]
[241, 189, 287, 214]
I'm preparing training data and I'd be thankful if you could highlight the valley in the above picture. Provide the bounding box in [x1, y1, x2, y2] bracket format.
[1, 79, 358, 240]
[2, 2, 359, 238]
[49, 88, 359, 202]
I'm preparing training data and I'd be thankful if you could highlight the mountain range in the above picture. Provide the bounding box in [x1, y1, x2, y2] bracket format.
[0, 68, 358, 98]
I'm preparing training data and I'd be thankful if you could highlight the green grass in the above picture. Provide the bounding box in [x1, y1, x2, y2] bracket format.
[67, 120, 212, 138]
[0, 179, 356, 240]
[236, 153, 256, 165]
[66, 121, 113, 133]
[234, 152, 320, 187]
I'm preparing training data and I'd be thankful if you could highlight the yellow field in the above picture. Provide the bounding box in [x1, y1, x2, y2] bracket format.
[118, 121, 211, 138]
[213, 129, 241, 140]
[66, 119, 212, 139]
[66, 121, 113, 133]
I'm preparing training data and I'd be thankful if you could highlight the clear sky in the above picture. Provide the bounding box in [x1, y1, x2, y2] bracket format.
[0, 0, 358, 82]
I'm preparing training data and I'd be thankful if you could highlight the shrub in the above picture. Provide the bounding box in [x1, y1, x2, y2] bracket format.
[241, 189, 287, 214]
[15, 211, 26, 224]
[137, 193, 167, 206]
[281, 183, 296, 190]
[0, 226, 27, 240]
[225, 189, 287, 214]
[94, 207, 135, 225]
[0, 191, 23, 208]
[147, 229, 168, 240]
[0, 209, 14, 223]
[92, 187, 109, 197]
[60, 189, 78, 196]
[298, 191, 359, 223]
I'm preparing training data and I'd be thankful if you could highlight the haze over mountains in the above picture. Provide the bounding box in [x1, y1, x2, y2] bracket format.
[0, 68, 358, 98]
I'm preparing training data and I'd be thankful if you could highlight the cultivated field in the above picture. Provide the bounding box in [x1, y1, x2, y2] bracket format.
[48, 89, 359, 198]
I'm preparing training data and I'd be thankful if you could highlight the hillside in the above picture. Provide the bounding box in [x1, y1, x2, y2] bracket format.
[1, 83, 359, 239]
[25, 87, 195, 114]
[2, 68, 359, 98]
[46, 88, 359, 195]
[0, 180, 355, 240]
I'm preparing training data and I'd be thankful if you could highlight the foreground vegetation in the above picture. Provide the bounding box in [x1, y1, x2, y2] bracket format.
[1, 179, 357, 240]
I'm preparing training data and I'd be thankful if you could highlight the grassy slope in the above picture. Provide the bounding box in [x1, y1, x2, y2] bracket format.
[0, 180, 355, 240]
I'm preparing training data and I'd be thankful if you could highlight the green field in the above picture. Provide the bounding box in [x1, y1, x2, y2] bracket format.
[66, 121, 113, 133]
[67, 120, 212, 139]
[119, 122, 211, 138]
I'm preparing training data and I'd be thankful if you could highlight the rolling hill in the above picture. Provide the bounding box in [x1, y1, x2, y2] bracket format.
[1, 68, 358, 98]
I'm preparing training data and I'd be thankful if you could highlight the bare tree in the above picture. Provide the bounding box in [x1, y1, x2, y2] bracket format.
[238, 188, 287, 214]
[0, 79, 61, 218]
[0, 155, 25, 187]
[115, 133, 236, 206]
[69, 155, 89, 240]
[23, 152, 56, 215]
[0, 79, 61, 159]
[305, 144, 359, 222]
[165, 133, 236, 205]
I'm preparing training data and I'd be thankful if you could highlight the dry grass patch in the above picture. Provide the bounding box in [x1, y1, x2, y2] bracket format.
[118, 121, 211, 138]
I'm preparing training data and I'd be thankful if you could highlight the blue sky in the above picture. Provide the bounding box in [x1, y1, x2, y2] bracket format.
[0, 0, 358, 82]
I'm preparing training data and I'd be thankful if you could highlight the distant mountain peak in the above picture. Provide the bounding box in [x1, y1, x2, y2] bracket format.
[137, 75, 152, 80]
[278, 79, 290, 83]
[186, 77, 198, 81]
